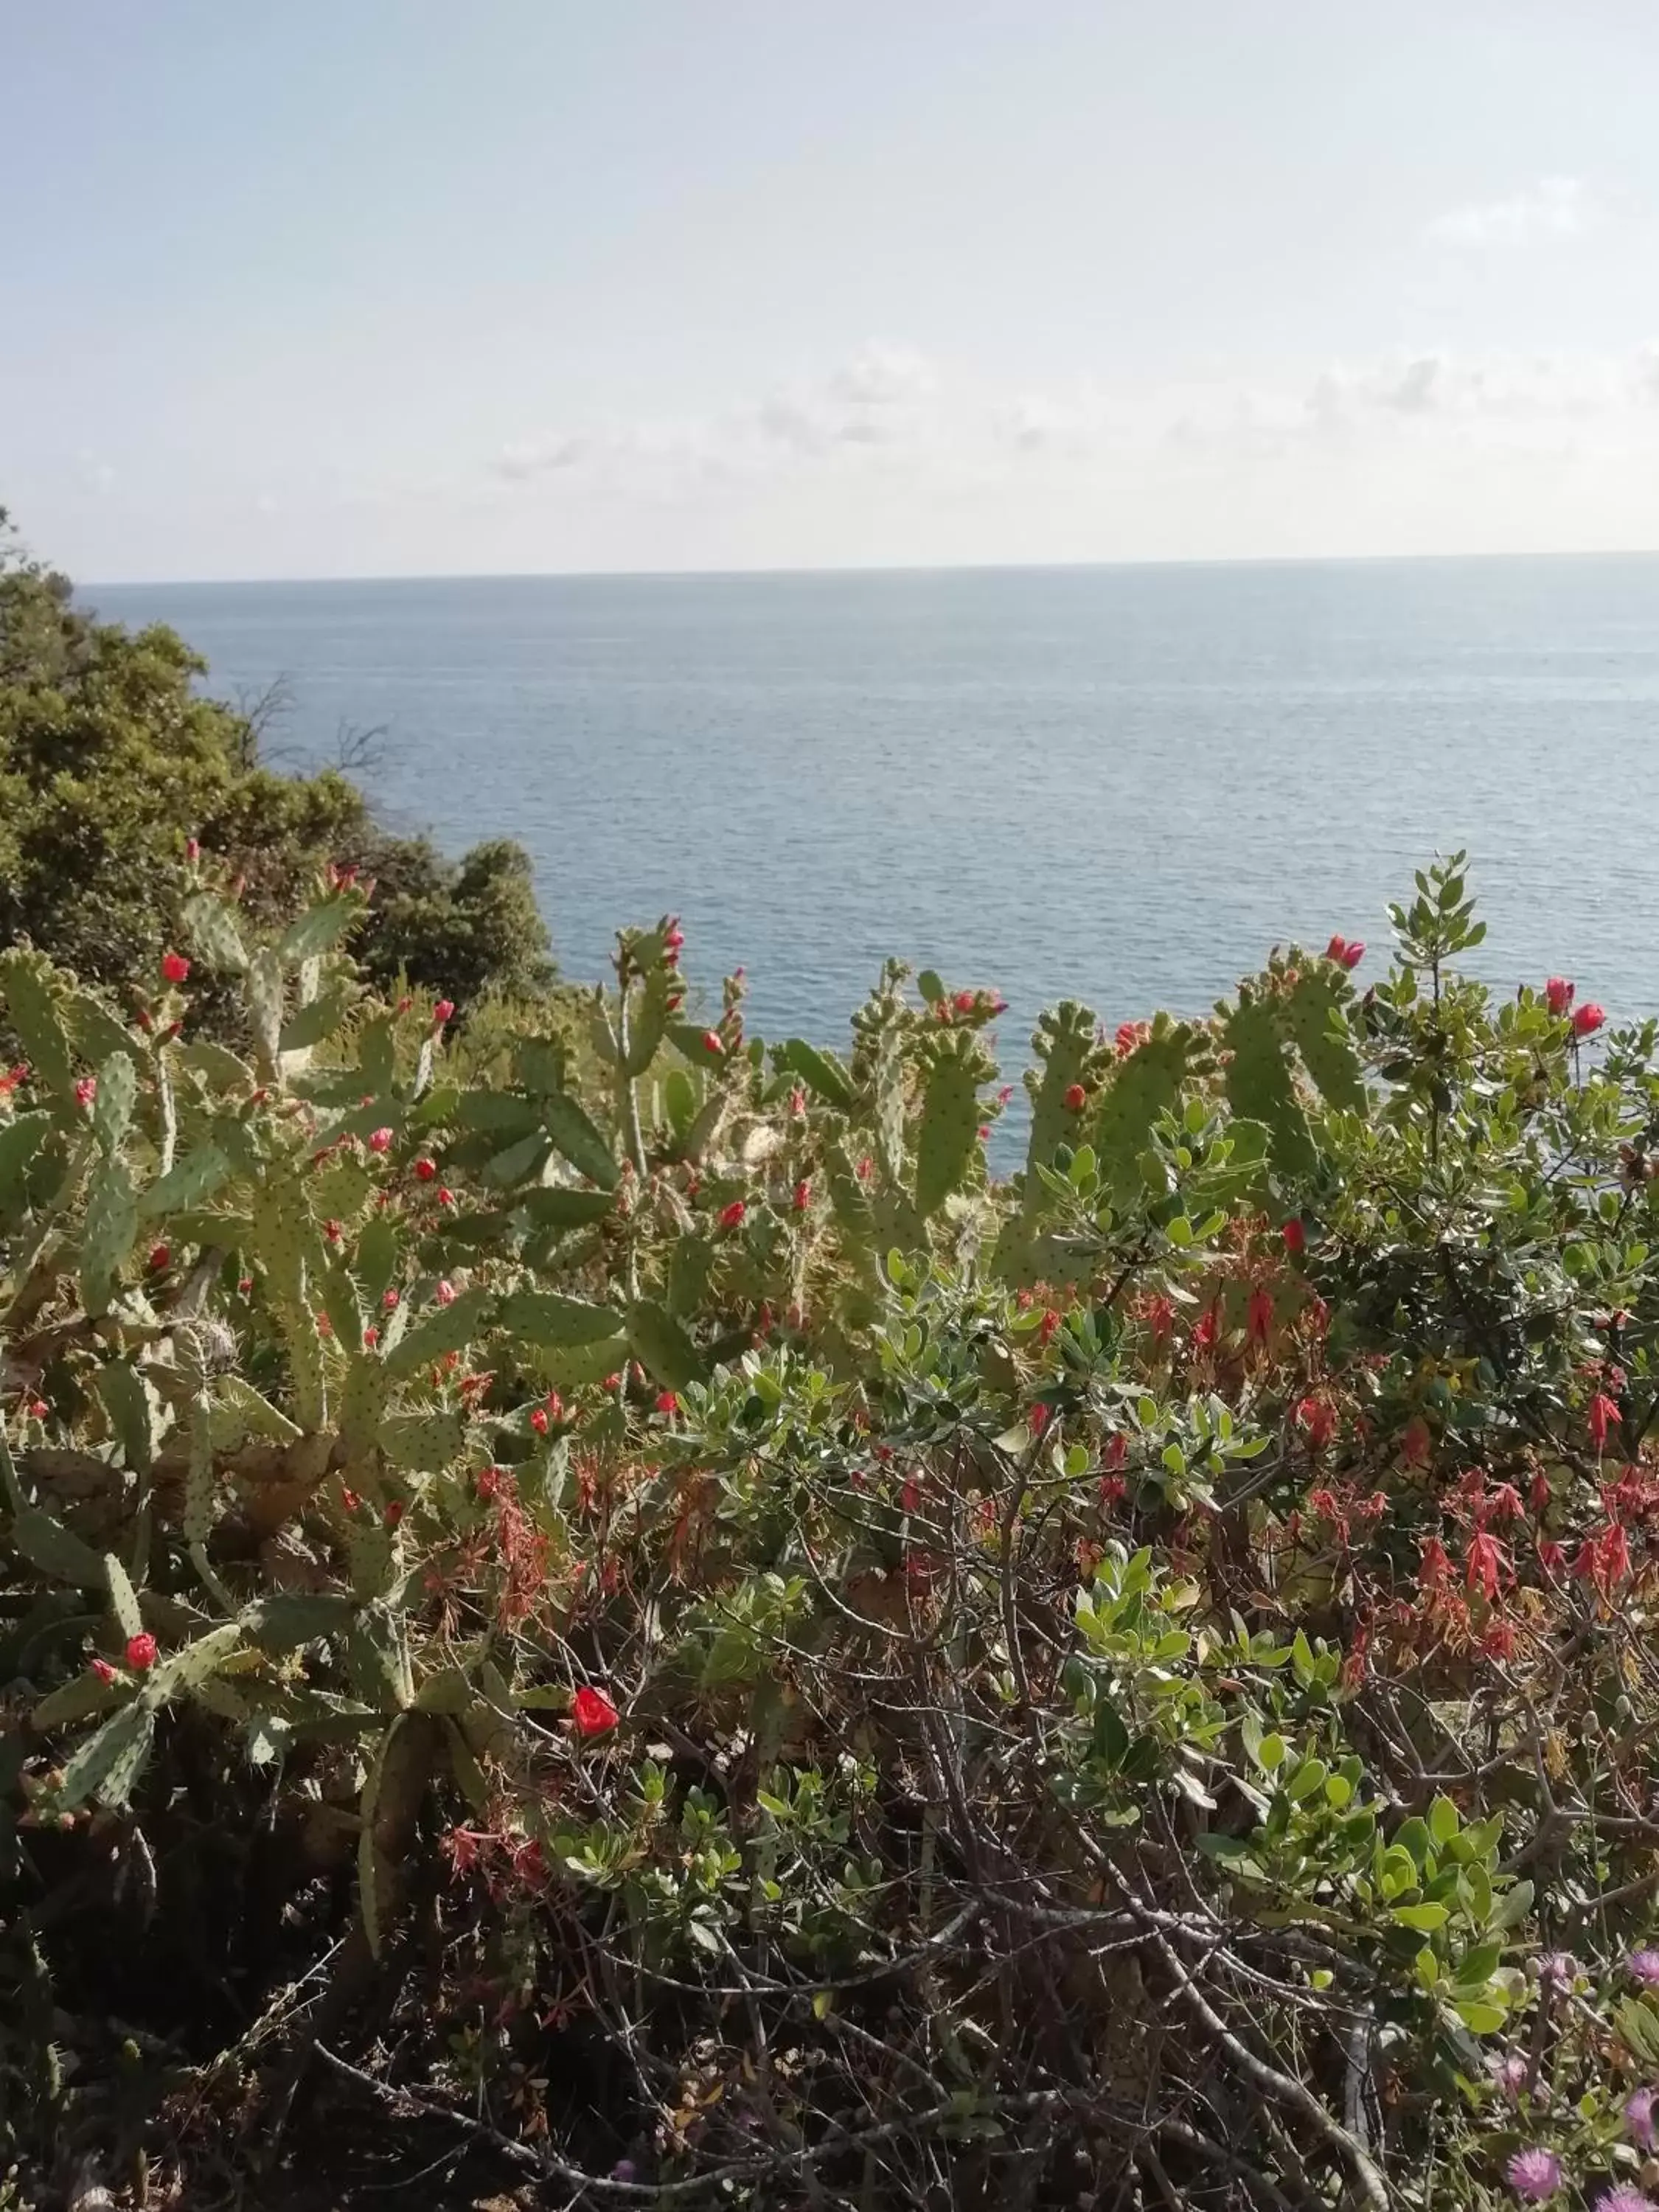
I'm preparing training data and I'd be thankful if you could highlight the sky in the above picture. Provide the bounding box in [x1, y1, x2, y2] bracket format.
[6, 0, 1659, 581]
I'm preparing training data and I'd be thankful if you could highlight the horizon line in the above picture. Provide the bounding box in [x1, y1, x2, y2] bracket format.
[82, 543, 1659, 594]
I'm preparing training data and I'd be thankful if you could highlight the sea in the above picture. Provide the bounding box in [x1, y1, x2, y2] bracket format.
[90, 557, 1659, 1104]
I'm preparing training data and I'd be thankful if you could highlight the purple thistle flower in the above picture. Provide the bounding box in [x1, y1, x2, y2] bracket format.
[1596, 2187, 1659, 2212]
[1535, 1950, 1579, 1992]
[1628, 1950, 1659, 1987]
[1490, 2051, 1531, 2101]
[1506, 2147, 1562, 2200]
[1627, 2086, 1658, 2148]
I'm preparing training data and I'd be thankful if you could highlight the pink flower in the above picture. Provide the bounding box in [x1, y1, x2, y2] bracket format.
[1465, 1528, 1506, 1602]
[1573, 1001, 1606, 1037]
[125, 1632, 158, 1672]
[381, 1287, 400, 1311]
[367, 1127, 393, 1154]
[1506, 2148, 1562, 2202]
[1594, 2190, 1658, 2212]
[1489, 2051, 1529, 2101]
[1627, 1950, 1659, 1986]
[571, 1686, 619, 1738]
[1535, 1951, 1578, 1992]
[435, 1279, 456, 1307]
[1545, 976, 1574, 1015]
[74, 1075, 97, 1110]
[1325, 934, 1364, 968]
[433, 998, 455, 1025]
[161, 950, 190, 984]
[1626, 2087, 1657, 2149]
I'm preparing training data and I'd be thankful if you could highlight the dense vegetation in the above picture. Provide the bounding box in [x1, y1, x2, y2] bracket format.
[4, 540, 1659, 2211]
[0, 512, 554, 1022]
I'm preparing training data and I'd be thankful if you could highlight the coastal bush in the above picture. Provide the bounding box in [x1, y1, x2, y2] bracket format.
[4, 853, 1659, 2211]
[0, 513, 554, 1026]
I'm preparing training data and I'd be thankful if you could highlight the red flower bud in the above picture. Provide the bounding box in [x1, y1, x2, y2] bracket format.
[435, 1280, 456, 1306]
[414, 1157, 437, 1182]
[74, 1076, 97, 1110]
[654, 1389, 679, 1416]
[125, 1632, 158, 1672]
[432, 998, 455, 1026]
[718, 1198, 746, 1229]
[324, 1218, 343, 1243]
[1063, 1082, 1087, 1111]
[91, 1657, 118, 1684]
[702, 1030, 723, 1057]
[26, 1397, 48, 1419]
[1572, 1001, 1605, 1037]
[438, 1186, 456, 1207]
[381, 1287, 400, 1311]
[529, 1406, 549, 1434]
[161, 951, 190, 984]
[147, 1242, 170, 1271]
[384, 1498, 404, 1527]
[367, 1127, 393, 1154]
[185, 837, 200, 862]
[1281, 1218, 1306, 1256]
[1545, 975, 1574, 1015]
[571, 1685, 619, 1737]
[793, 1178, 811, 1211]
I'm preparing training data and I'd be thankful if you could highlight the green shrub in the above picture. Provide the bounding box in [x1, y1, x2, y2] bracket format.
[0, 512, 553, 1023]
[5, 855, 1659, 2208]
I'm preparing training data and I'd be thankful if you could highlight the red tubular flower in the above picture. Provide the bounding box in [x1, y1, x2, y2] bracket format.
[1295, 1397, 1337, 1450]
[1340, 940, 1365, 969]
[1401, 1416, 1431, 1468]
[1419, 1534, 1452, 1590]
[1530, 1469, 1552, 1513]
[414, 1157, 437, 1182]
[1192, 1306, 1218, 1353]
[1465, 1529, 1506, 1602]
[1588, 1391, 1621, 1450]
[125, 1632, 158, 1672]
[161, 950, 190, 984]
[1545, 976, 1574, 1015]
[362, 1324, 379, 1348]
[1102, 1433, 1127, 1472]
[571, 1686, 619, 1738]
[1281, 1218, 1307, 1256]
[1572, 1001, 1605, 1037]
[1325, 934, 1349, 964]
[1063, 1082, 1087, 1111]
[433, 998, 455, 1025]
[1029, 1402, 1051, 1435]
[718, 1199, 746, 1229]
[1536, 1536, 1567, 1573]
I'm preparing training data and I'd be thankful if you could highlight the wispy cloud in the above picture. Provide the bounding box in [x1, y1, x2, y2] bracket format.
[1425, 176, 1597, 249]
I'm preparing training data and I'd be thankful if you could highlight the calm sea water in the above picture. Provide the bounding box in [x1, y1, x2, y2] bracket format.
[90, 560, 1659, 1082]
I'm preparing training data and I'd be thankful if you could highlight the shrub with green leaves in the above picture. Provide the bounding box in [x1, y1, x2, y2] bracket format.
[6, 853, 1659, 2210]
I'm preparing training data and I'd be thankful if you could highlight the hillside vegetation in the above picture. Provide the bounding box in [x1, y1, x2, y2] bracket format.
[2, 553, 1659, 2212]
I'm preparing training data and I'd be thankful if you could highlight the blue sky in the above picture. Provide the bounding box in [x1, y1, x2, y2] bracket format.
[7, 0, 1659, 579]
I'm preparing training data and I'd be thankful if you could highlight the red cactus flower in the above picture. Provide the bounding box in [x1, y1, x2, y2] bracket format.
[1572, 1001, 1605, 1037]
[161, 950, 190, 984]
[185, 836, 200, 862]
[1029, 1402, 1051, 1435]
[316, 1311, 333, 1337]
[1295, 1396, 1337, 1450]
[654, 1389, 679, 1416]
[147, 1242, 170, 1271]
[381, 1287, 400, 1311]
[1063, 1082, 1087, 1112]
[435, 1279, 456, 1307]
[1340, 939, 1364, 968]
[433, 998, 455, 1025]
[529, 1406, 549, 1434]
[718, 1198, 746, 1229]
[367, 1127, 393, 1154]
[438, 1186, 456, 1208]
[664, 922, 685, 951]
[26, 1398, 48, 1419]
[74, 1075, 97, 1110]
[571, 1686, 619, 1738]
[543, 1390, 564, 1423]
[792, 1179, 811, 1211]
[1588, 1391, 1621, 1450]
[362, 1324, 379, 1348]
[1102, 1433, 1127, 1472]
[1545, 976, 1574, 1015]
[602, 1371, 622, 1392]
[1192, 1306, 1219, 1352]
[1325, 934, 1349, 964]
[702, 1030, 723, 1057]
[1281, 1218, 1307, 1256]
[414, 1157, 437, 1182]
[91, 1657, 118, 1684]
[384, 1499, 405, 1528]
[125, 1632, 158, 1672]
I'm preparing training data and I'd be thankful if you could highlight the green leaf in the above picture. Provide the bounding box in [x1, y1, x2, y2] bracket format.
[277, 897, 360, 963]
[1428, 1794, 1460, 1846]
[627, 1299, 703, 1390]
[1391, 1902, 1450, 1932]
[498, 1290, 624, 1346]
[541, 1093, 619, 1190]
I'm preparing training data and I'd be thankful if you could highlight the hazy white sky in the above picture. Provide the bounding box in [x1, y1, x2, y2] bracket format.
[7, 0, 1659, 580]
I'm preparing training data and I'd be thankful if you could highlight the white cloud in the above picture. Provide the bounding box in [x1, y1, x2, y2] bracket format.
[827, 343, 937, 407]
[1425, 175, 1597, 249]
[493, 434, 592, 481]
